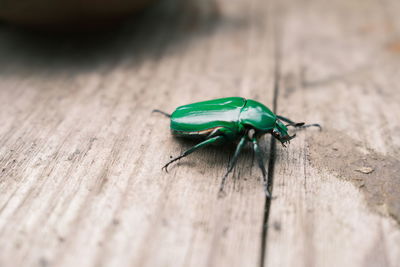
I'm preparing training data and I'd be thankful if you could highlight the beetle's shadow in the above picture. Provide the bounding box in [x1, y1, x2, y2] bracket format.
[169, 137, 272, 178]
[0, 0, 249, 77]
[169, 138, 235, 171]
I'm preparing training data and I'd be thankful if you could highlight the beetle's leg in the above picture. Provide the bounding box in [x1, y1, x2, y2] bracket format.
[219, 135, 247, 194]
[276, 115, 297, 124]
[162, 136, 225, 172]
[276, 115, 321, 130]
[251, 136, 271, 198]
[152, 109, 171, 118]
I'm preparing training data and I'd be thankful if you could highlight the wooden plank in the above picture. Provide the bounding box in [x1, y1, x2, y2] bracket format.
[1, 0, 400, 266]
[265, 0, 400, 266]
[0, 0, 278, 267]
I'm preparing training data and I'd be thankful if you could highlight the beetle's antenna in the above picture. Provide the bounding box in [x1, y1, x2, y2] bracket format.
[152, 109, 171, 118]
[285, 122, 322, 130]
[285, 122, 305, 127]
[277, 115, 322, 130]
[298, 123, 322, 130]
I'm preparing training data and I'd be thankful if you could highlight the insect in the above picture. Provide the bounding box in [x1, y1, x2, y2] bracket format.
[153, 97, 320, 197]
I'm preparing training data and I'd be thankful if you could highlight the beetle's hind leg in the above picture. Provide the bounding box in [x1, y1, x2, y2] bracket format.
[162, 135, 225, 172]
[153, 109, 171, 118]
[277, 115, 321, 130]
[218, 135, 247, 196]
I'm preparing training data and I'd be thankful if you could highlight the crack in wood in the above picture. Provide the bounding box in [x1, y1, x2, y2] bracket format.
[260, 3, 282, 265]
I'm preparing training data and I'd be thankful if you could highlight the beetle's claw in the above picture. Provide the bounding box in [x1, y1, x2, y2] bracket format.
[162, 164, 169, 173]
[315, 124, 323, 131]
[263, 183, 271, 198]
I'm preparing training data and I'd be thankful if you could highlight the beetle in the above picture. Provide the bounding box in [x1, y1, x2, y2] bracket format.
[153, 97, 320, 196]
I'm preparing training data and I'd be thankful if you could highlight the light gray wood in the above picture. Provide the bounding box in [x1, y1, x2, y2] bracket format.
[0, 1, 275, 267]
[265, 0, 400, 267]
[0, 0, 399, 267]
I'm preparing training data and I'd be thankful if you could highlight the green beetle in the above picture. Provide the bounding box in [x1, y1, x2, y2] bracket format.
[154, 97, 320, 196]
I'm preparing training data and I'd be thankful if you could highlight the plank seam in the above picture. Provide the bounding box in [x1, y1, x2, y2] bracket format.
[259, 4, 282, 266]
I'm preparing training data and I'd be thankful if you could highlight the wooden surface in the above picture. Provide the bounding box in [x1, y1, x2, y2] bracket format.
[0, 0, 399, 267]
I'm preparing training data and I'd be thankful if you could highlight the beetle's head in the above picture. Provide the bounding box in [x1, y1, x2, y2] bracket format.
[272, 120, 296, 146]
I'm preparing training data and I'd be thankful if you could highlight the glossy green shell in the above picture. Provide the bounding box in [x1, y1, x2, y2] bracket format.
[239, 99, 276, 131]
[170, 97, 277, 140]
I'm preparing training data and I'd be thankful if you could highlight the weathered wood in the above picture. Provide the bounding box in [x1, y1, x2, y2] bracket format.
[0, 1, 276, 267]
[0, 0, 399, 267]
[265, 0, 400, 266]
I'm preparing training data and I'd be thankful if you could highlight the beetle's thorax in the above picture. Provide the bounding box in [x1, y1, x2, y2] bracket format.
[238, 99, 276, 132]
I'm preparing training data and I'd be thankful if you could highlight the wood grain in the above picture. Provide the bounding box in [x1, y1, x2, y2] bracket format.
[0, 0, 399, 267]
[265, 0, 400, 267]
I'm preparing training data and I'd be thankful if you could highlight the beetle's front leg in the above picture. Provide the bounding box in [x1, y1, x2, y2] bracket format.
[277, 115, 321, 130]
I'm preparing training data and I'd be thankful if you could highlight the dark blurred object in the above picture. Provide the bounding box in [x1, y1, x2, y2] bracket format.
[0, 0, 156, 30]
